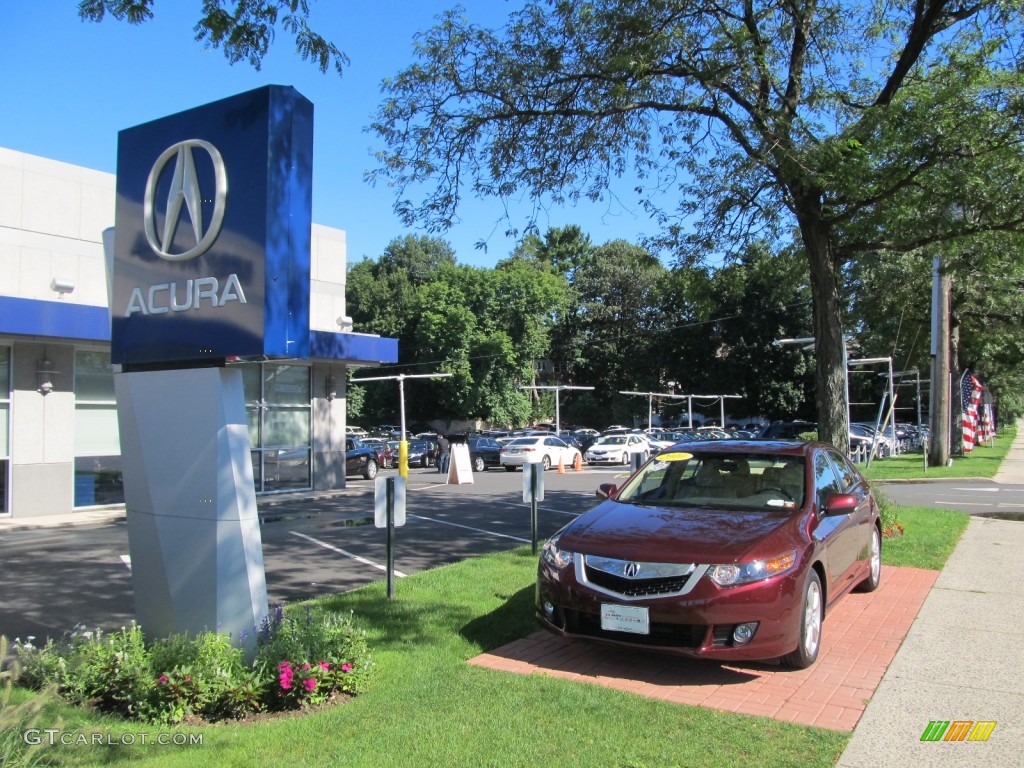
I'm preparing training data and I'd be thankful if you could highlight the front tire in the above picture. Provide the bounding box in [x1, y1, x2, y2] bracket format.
[855, 526, 882, 593]
[782, 570, 823, 669]
[362, 459, 378, 481]
[621, 452, 629, 465]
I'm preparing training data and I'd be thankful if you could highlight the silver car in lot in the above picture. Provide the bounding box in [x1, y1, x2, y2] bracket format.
[500, 435, 582, 471]
[585, 433, 651, 465]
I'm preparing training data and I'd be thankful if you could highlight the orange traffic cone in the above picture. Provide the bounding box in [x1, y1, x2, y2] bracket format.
[557, 455, 566, 474]
[573, 453, 583, 471]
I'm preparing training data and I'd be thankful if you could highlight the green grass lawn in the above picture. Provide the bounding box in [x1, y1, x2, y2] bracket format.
[881, 507, 970, 570]
[10, 548, 850, 768]
[862, 421, 1016, 481]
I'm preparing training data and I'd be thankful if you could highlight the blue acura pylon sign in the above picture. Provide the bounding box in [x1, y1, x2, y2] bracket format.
[111, 85, 312, 365]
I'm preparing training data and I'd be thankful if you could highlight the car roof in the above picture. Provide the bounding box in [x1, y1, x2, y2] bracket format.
[660, 438, 817, 457]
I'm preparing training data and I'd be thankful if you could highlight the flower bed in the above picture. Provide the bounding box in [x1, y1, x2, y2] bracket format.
[10, 604, 373, 724]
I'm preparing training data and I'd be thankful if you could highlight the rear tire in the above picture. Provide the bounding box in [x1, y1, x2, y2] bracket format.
[472, 456, 485, 472]
[855, 526, 882, 593]
[541, 456, 551, 470]
[782, 570, 822, 669]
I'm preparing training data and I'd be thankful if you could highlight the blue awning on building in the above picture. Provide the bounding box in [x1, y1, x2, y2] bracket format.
[0, 296, 110, 341]
[0, 296, 398, 366]
[309, 330, 398, 365]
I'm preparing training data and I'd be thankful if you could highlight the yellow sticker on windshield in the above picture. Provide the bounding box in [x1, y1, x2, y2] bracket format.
[656, 452, 693, 462]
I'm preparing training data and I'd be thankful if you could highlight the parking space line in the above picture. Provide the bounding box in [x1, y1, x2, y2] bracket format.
[407, 514, 531, 542]
[290, 531, 407, 577]
[485, 499, 580, 517]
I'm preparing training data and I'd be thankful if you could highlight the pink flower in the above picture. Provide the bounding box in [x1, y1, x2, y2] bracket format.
[319, 662, 330, 671]
[303, 678, 316, 692]
[156, 675, 169, 685]
[341, 663, 353, 673]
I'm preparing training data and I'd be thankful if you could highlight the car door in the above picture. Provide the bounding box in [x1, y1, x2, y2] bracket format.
[828, 448, 876, 581]
[811, 449, 863, 592]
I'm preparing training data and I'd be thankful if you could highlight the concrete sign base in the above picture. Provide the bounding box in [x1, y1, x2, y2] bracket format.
[114, 366, 268, 648]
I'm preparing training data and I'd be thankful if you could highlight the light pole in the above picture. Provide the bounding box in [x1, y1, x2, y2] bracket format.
[619, 391, 690, 430]
[518, 385, 595, 433]
[350, 372, 453, 476]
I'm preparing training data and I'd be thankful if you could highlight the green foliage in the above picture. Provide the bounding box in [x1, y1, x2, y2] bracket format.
[16, 624, 151, 720]
[12, 609, 373, 724]
[78, 0, 348, 75]
[253, 604, 374, 706]
[1, 636, 61, 768]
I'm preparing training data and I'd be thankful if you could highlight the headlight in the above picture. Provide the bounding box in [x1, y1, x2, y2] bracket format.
[541, 539, 574, 570]
[707, 551, 797, 587]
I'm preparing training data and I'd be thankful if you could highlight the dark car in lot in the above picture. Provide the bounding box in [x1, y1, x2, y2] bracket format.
[467, 436, 502, 472]
[345, 437, 379, 480]
[537, 440, 881, 668]
[406, 440, 438, 468]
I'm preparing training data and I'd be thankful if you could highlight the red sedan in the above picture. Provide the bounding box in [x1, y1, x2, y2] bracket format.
[536, 440, 881, 668]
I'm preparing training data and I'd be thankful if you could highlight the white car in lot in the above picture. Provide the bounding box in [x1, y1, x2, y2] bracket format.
[585, 433, 651, 465]
[500, 435, 582, 471]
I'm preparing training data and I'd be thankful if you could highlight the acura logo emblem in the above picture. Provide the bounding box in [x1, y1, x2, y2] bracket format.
[143, 139, 228, 261]
[623, 562, 640, 579]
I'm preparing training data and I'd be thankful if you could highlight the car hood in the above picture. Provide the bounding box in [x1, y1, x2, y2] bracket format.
[556, 500, 801, 563]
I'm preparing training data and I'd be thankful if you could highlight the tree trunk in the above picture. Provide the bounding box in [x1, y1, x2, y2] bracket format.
[795, 204, 851, 455]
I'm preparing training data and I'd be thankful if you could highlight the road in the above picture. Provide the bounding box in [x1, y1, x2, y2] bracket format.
[0, 464, 631, 644]
[877, 478, 1024, 520]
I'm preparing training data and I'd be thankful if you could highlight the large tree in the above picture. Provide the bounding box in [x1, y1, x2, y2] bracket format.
[370, 0, 1024, 453]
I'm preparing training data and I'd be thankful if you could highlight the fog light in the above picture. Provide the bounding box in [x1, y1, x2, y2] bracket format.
[542, 601, 555, 616]
[733, 622, 758, 646]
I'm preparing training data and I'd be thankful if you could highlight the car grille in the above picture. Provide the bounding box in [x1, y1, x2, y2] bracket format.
[579, 556, 706, 600]
[584, 569, 690, 597]
[563, 609, 707, 648]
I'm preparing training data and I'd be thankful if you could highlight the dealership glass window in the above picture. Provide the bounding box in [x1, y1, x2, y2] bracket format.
[74, 350, 123, 506]
[241, 363, 311, 493]
[0, 346, 9, 513]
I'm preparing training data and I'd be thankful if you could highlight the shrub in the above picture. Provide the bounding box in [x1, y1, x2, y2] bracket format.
[254, 605, 373, 708]
[12, 605, 373, 724]
[148, 631, 266, 723]
[874, 487, 904, 537]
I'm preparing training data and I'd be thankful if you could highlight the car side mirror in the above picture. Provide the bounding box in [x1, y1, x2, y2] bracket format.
[596, 483, 617, 499]
[824, 492, 858, 515]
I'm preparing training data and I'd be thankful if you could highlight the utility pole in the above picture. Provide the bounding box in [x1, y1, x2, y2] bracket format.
[929, 256, 952, 467]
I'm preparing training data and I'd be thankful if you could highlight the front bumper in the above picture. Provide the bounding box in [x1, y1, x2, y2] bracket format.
[536, 559, 804, 661]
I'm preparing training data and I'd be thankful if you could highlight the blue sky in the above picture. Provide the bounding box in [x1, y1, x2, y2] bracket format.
[2, 1, 666, 268]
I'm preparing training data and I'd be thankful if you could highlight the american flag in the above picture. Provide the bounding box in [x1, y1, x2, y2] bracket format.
[961, 371, 983, 452]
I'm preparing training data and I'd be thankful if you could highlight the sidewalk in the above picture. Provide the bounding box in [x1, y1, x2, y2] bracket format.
[837, 424, 1024, 766]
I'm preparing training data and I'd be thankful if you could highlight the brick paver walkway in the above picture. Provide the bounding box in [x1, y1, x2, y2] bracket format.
[469, 566, 937, 731]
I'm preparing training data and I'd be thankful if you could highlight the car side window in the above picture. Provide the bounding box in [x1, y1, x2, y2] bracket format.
[346, 439, 354, 451]
[828, 449, 861, 492]
[813, 452, 843, 511]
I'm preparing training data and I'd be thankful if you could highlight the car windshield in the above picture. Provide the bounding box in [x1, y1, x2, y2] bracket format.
[598, 436, 627, 445]
[614, 451, 806, 511]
